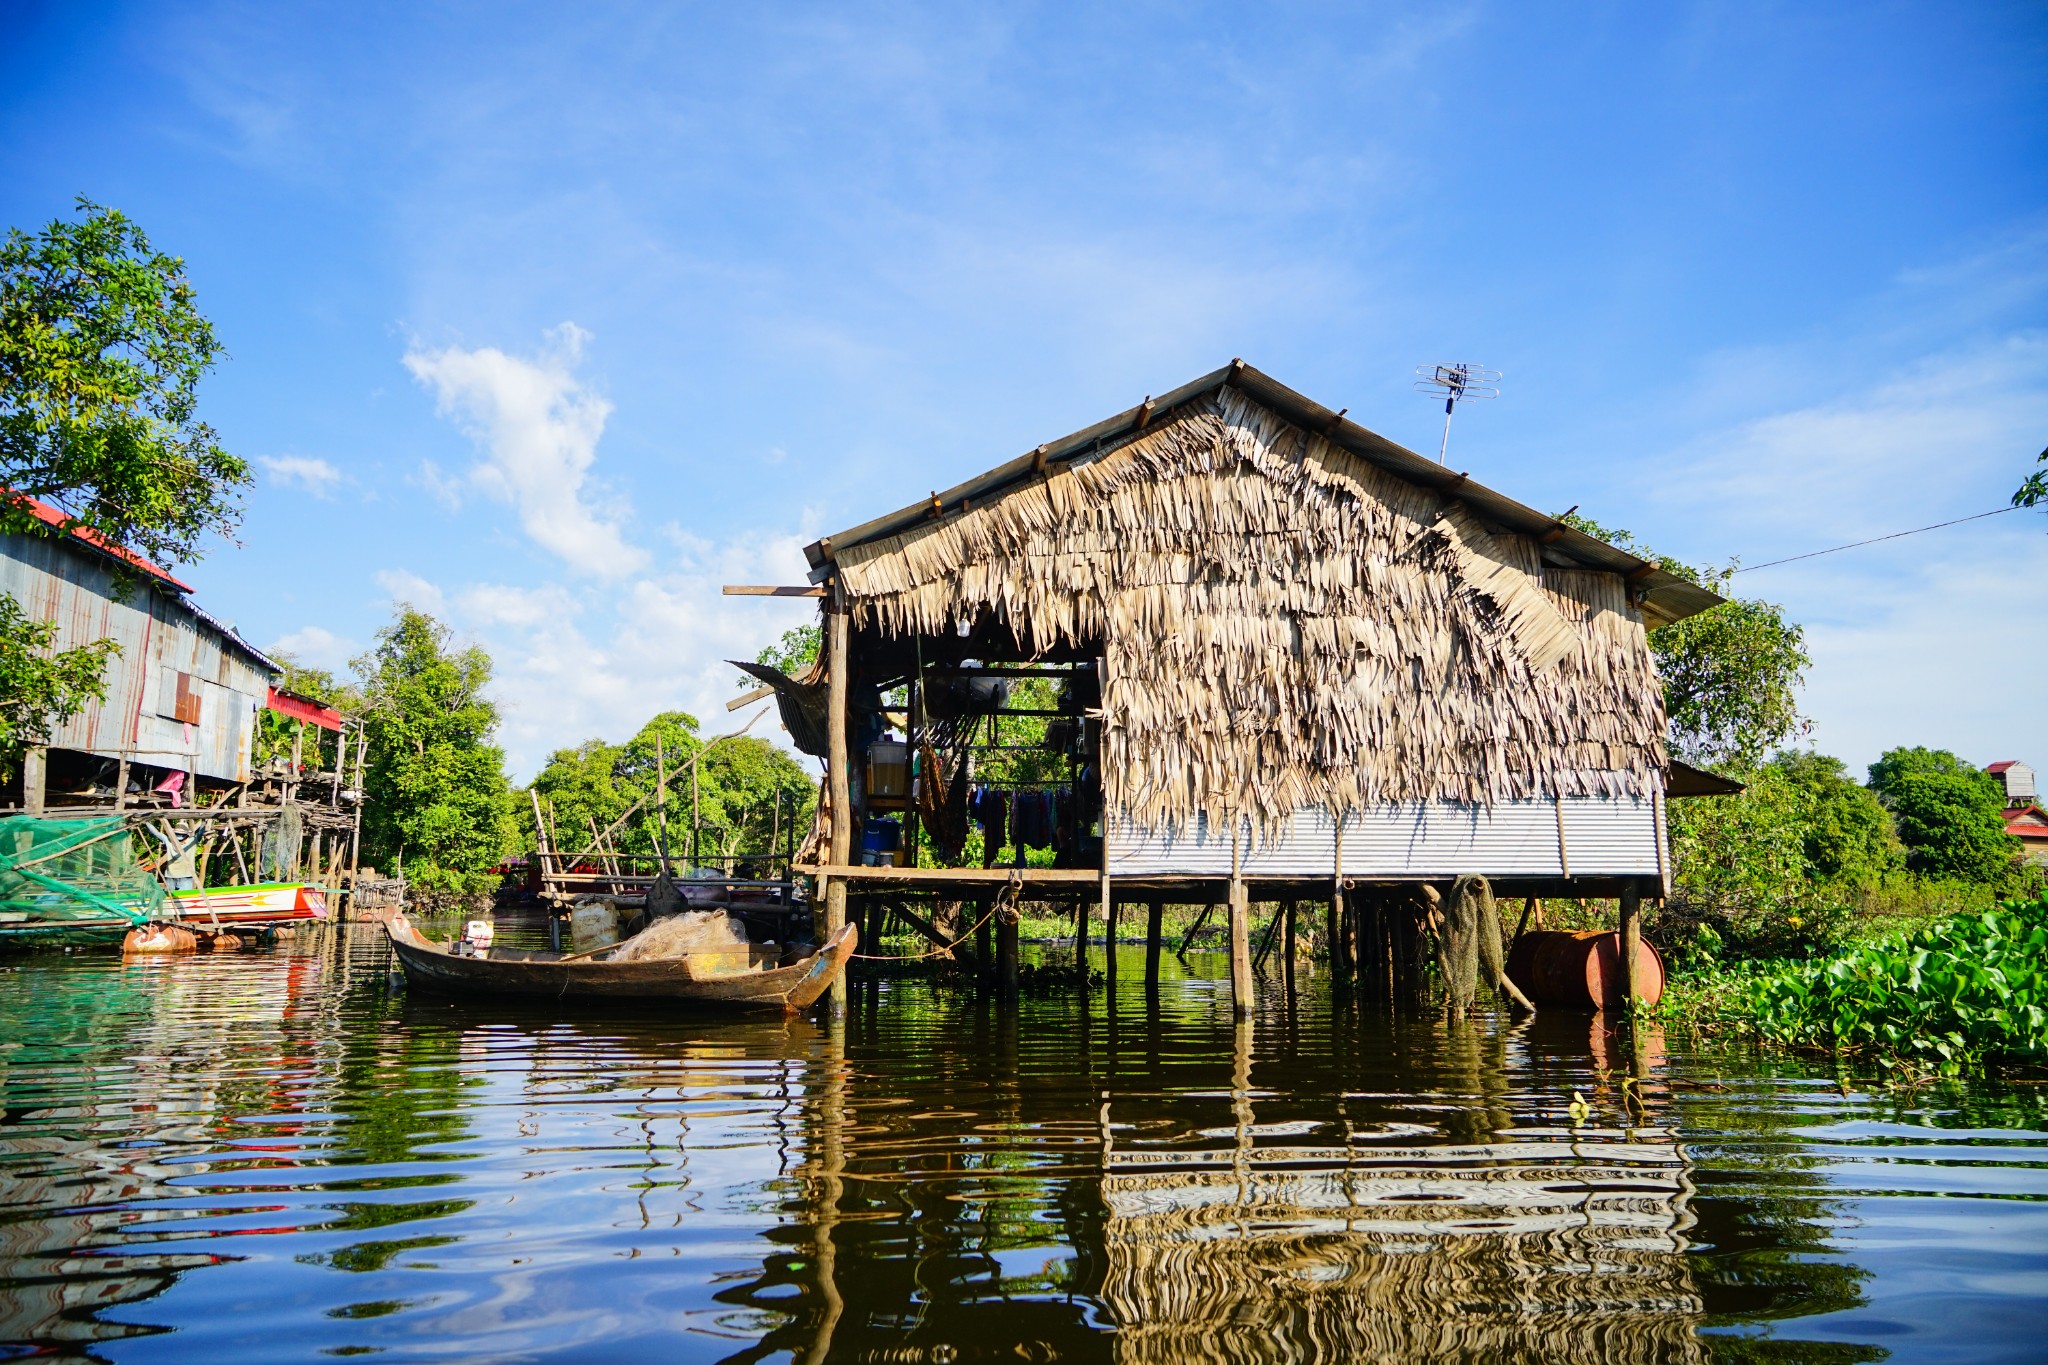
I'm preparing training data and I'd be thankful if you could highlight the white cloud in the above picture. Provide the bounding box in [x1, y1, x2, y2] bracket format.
[403, 324, 648, 577]
[375, 568, 445, 614]
[266, 624, 357, 672]
[259, 454, 343, 497]
[424, 518, 823, 780]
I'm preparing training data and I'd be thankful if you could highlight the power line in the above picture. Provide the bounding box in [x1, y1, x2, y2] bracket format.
[1732, 505, 2026, 574]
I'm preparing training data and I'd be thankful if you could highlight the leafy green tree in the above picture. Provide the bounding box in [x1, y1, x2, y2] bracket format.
[1, 199, 249, 570]
[1769, 750, 1903, 884]
[1561, 514, 1809, 766]
[356, 608, 512, 908]
[2015, 444, 2047, 508]
[0, 593, 119, 777]
[1, 200, 249, 768]
[738, 621, 821, 688]
[1868, 747, 2016, 883]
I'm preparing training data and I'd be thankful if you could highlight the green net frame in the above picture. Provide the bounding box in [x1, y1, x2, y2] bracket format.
[0, 817, 164, 931]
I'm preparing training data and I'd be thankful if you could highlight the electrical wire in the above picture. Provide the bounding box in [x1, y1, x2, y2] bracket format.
[1732, 504, 2025, 574]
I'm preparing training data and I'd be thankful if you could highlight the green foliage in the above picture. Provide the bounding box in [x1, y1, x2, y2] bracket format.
[742, 621, 821, 686]
[526, 711, 815, 871]
[0, 592, 119, 777]
[1671, 891, 2048, 1077]
[0, 198, 249, 571]
[254, 653, 361, 772]
[1868, 746, 2017, 883]
[1559, 513, 1809, 765]
[2014, 443, 2047, 508]
[1771, 750, 1903, 883]
[356, 609, 513, 909]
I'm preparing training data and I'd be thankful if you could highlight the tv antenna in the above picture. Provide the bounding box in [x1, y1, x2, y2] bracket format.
[1413, 362, 1500, 463]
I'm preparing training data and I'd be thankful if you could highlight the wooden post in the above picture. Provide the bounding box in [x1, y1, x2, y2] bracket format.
[998, 902, 1019, 994]
[824, 603, 851, 998]
[1104, 886, 1119, 984]
[690, 757, 701, 871]
[1619, 882, 1643, 1013]
[1283, 898, 1298, 990]
[20, 745, 44, 816]
[1330, 815, 1350, 983]
[1145, 898, 1164, 984]
[1228, 823, 1252, 1016]
[113, 756, 129, 813]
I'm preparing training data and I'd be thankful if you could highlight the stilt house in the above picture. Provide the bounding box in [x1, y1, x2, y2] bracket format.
[791, 362, 1719, 900]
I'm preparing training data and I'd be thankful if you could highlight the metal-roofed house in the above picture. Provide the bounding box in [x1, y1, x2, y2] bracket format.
[753, 362, 1727, 1002]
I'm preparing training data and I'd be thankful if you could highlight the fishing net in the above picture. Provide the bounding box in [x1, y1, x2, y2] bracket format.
[608, 910, 751, 962]
[0, 817, 163, 934]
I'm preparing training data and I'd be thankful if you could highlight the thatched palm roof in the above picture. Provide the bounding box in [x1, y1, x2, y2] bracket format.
[807, 364, 1720, 838]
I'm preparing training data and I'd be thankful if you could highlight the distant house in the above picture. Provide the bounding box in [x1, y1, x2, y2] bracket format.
[1988, 760, 2037, 809]
[2006, 805, 2048, 867]
[0, 497, 291, 809]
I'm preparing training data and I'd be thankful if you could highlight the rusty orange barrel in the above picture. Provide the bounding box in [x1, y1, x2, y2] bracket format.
[1506, 930, 1664, 1011]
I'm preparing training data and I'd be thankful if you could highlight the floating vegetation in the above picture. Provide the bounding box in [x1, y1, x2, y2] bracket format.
[1661, 890, 2048, 1077]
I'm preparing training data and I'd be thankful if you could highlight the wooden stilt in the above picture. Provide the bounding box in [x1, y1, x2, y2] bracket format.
[1104, 889, 1119, 983]
[1145, 898, 1164, 984]
[998, 904, 1019, 994]
[1283, 898, 1298, 992]
[1619, 883, 1643, 1013]
[1330, 818, 1350, 983]
[1228, 827, 1252, 1016]
[824, 602, 851, 1004]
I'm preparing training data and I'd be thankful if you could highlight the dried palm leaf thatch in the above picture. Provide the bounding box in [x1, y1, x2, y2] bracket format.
[835, 388, 1667, 840]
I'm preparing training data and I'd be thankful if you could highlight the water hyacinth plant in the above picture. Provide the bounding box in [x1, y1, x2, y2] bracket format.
[1665, 891, 2048, 1077]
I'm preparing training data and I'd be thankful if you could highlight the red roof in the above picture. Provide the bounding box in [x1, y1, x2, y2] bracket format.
[1988, 760, 2019, 774]
[266, 686, 344, 732]
[9, 495, 193, 591]
[2006, 805, 2048, 841]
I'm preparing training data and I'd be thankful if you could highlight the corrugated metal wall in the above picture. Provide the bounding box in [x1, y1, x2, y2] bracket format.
[0, 533, 267, 782]
[1107, 782, 1664, 879]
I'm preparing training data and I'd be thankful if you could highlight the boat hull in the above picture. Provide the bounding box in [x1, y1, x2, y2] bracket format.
[168, 883, 327, 925]
[385, 916, 855, 1013]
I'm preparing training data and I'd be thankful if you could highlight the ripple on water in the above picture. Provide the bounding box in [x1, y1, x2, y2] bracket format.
[0, 930, 2044, 1361]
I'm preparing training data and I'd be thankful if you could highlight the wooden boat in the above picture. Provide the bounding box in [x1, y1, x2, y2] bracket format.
[168, 882, 328, 926]
[384, 915, 856, 1012]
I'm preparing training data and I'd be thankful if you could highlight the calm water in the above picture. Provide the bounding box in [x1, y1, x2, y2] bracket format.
[0, 926, 2044, 1363]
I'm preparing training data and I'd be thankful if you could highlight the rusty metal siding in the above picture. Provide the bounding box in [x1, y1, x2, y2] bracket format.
[0, 531, 268, 783]
[1108, 780, 1665, 879]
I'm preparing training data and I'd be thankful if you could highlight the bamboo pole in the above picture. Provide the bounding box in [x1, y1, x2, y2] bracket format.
[1145, 897, 1163, 985]
[824, 602, 851, 1003]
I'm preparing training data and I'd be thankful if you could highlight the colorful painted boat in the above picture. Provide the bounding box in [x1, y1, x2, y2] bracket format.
[168, 882, 328, 925]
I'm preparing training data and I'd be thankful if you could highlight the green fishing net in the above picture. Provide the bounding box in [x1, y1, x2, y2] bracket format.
[0, 817, 163, 935]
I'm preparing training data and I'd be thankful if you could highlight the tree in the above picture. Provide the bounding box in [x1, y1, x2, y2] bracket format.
[0, 594, 119, 776]
[254, 653, 362, 771]
[1, 199, 249, 568]
[2014, 444, 2047, 508]
[1562, 513, 1809, 766]
[1868, 746, 2016, 883]
[737, 621, 821, 689]
[356, 609, 512, 908]
[1769, 750, 1902, 884]
[0, 200, 249, 766]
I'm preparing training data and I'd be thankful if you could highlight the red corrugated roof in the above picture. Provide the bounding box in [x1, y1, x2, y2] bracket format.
[266, 686, 344, 732]
[9, 495, 193, 591]
[2006, 805, 2048, 839]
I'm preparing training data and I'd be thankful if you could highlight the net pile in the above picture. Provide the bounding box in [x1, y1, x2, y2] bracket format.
[0, 817, 163, 935]
[607, 910, 751, 962]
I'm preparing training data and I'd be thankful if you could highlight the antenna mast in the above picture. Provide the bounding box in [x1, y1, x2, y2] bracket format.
[1413, 362, 1501, 463]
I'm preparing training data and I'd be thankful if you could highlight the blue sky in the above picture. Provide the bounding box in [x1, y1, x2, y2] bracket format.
[4, 2, 2044, 779]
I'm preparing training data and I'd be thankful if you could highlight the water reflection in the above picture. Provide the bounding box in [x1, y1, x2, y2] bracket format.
[0, 930, 2039, 1361]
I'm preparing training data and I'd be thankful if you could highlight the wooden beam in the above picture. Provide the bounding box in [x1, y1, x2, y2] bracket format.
[728, 685, 775, 712]
[797, 864, 1101, 885]
[723, 585, 826, 597]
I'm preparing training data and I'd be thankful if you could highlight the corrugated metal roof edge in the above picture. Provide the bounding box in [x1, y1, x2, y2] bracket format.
[174, 593, 279, 675]
[803, 360, 1723, 626]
